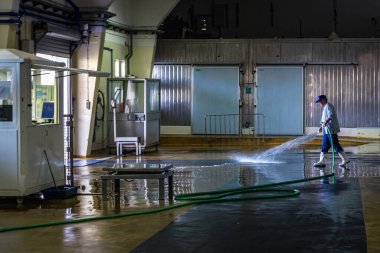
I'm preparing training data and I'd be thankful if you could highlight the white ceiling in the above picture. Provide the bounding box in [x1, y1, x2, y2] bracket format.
[71, 0, 180, 29]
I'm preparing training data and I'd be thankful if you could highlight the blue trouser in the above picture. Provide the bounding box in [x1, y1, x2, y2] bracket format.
[321, 133, 344, 153]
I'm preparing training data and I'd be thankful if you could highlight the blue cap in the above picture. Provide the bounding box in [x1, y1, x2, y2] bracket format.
[315, 95, 327, 103]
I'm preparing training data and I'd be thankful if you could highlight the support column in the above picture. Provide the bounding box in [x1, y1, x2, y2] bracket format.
[130, 34, 157, 78]
[72, 26, 105, 157]
[0, 0, 20, 49]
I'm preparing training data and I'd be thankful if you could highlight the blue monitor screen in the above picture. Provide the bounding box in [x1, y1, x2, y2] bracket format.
[41, 102, 54, 119]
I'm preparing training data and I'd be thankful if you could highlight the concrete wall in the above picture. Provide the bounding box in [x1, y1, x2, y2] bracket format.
[130, 34, 157, 78]
[0, 0, 20, 49]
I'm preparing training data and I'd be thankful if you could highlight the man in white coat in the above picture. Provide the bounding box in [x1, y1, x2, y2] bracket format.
[313, 95, 350, 167]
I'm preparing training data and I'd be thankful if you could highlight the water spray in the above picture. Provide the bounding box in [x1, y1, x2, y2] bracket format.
[237, 132, 319, 164]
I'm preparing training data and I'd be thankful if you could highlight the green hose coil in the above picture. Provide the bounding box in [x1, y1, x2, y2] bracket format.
[0, 130, 336, 233]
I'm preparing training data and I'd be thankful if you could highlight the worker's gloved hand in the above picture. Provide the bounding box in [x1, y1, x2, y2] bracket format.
[318, 126, 322, 133]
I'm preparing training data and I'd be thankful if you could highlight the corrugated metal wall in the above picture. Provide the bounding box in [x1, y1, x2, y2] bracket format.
[37, 36, 72, 58]
[154, 39, 380, 128]
[152, 65, 192, 126]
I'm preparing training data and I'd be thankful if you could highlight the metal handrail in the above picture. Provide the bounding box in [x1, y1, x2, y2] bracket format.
[204, 113, 265, 141]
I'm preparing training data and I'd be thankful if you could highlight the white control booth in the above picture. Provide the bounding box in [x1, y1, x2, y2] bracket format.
[0, 49, 108, 199]
[0, 49, 66, 197]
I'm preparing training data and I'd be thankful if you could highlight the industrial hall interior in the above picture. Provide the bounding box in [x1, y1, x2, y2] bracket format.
[1, 0, 380, 252]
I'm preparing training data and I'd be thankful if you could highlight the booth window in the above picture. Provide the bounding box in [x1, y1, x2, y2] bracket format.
[0, 68, 13, 122]
[147, 80, 160, 113]
[31, 69, 58, 124]
[109, 80, 144, 114]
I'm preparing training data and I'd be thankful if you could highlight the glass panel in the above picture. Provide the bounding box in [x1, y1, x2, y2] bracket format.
[0, 68, 13, 122]
[109, 80, 124, 113]
[36, 53, 70, 114]
[109, 80, 145, 113]
[31, 69, 58, 124]
[147, 80, 160, 113]
[126, 80, 144, 113]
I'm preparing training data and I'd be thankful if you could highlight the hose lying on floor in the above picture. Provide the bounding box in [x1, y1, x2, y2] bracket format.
[0, 129, 336, 233]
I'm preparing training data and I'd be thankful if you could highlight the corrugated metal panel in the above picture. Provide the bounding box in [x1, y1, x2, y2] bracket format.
[305, 42, 379, 128]
[155, 39, 380, 129]
[154, 41, 186, 63]
[306, 42, 348, 128]
[185, 42, 217, 63]
[305, 65, 347, 127]
[312, 42, 346, 62]
[152, 65, 191, 126]
[280, 43, 312, 63]
[345, 43, 379, 127]
[37, 36, 71, 58]
[216, 41, 248, 64]
[253, 41, 281, 63]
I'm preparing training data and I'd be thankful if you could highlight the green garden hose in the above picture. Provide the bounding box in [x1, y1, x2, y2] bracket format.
[0, 130, 336, 233]
[324, 123, 335, 176]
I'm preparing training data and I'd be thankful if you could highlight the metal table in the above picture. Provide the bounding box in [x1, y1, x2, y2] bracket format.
[101, 163, 174, 200]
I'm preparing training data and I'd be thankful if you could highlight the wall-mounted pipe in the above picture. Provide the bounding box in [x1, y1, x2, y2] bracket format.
[103, 47, 113, 78]
[125, 33, 133, 75]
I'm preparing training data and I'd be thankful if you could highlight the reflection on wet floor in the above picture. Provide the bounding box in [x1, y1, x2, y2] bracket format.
[0, 145, 380, 252]
[68, 150, 380, 213]
[1, 149, 379, 215]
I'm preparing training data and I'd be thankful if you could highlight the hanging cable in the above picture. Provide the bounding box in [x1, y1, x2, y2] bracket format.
[86, 37, 91, 110]
[95, 90, 105, 126]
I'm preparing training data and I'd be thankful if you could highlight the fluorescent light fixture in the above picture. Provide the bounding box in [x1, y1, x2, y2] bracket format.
[114, 59, 120, 77]
[120, 60, 126, 77]
[32, 64, 110, 77]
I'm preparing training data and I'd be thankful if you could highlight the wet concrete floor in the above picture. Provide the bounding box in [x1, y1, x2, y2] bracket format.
[0, 143, 379, 252]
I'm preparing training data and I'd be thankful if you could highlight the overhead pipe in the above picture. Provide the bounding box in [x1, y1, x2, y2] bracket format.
[0, 19, 21, 24]
[0, 12, 20, 16]
[20, 8, 78, 27]
[20, 4, 72, 20]
[19, 0, 79, 24]
[64, 0, 80, 25]
[19, 0, 82, 48]
[0, 12, 22, 25]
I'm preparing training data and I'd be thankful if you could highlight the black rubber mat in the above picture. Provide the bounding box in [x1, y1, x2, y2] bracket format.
[132, 178, 367, 253]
